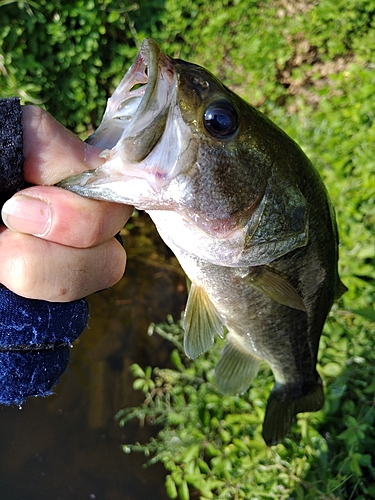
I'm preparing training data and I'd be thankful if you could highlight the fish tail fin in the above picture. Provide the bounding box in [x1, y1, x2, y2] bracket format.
[215, 332, 261, 395]
[262, 377, 324, 446]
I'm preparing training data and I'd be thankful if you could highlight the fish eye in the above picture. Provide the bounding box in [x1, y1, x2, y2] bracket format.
[203, 100, 239, 139]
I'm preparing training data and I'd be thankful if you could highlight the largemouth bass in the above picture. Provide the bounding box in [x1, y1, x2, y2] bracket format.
[58, 39, 345, 445]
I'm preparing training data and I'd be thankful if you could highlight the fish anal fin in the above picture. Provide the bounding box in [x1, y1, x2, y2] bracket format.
[243, 266, 306, 311]
[183, 283, 224, 359]
[262, 379, 324, 446]
[215, 332, 261, 395]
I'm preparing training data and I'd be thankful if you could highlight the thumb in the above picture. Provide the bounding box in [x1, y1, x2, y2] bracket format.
[22, 105, 103, 186]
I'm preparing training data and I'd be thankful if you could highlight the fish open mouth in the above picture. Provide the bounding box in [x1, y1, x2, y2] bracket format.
[57, 38, 177, 195]
[86, 38, 166, 150]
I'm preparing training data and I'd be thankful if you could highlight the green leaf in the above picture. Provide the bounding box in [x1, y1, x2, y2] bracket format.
[320, 362, 343, 378]
[130, 363, 146, 379]
[165, 475, 178, 499]
[182, 444, 200, 463]
[132, 378, 146, 391]
[352, 308, 375, 322]
[349, 453, 364, 476]
[178, 480, 190, 500]
[107, 10, 120, 23]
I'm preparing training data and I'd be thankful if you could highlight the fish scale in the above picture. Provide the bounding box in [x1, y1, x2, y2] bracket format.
[57, 38, 346, 445]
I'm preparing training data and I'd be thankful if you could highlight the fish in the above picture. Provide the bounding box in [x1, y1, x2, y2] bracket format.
[57, 38, 346, 445]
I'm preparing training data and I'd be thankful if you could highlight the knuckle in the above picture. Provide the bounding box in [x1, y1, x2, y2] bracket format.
[82, 218, 106, 248]
[103, 238, 127, 285]
[6, 253, 40, 297]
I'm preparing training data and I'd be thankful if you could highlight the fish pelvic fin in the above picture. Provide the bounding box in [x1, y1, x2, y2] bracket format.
[262, 377, 324, 446]
[183, 283, 224, 359]
[215, 332, 261, 395]
[242, 266, 306, 311]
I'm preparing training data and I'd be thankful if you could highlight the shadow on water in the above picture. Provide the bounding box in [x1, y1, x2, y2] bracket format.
[0, 213, 187, 500]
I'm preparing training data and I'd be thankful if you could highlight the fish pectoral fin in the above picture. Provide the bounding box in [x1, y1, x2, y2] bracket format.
[262, 379, 324, 446]
[183, 283, 224, 359]
[215, 332, 261, 395]
[243, 266, 306, 311]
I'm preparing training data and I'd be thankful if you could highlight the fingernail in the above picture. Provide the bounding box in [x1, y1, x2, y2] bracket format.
[2, 195, 52, 237]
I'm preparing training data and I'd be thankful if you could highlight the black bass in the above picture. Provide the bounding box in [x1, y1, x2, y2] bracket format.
[58, 39, 345, 445]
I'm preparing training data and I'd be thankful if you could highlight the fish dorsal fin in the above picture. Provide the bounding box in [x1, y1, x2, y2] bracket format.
[243, 266, 306, 311]
[335, 279, 348, 299]
[215, 332, 261, 395]
[183, 283, 224, 359]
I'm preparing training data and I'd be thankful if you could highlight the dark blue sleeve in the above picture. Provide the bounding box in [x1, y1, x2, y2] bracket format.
[0, 98, 89, 405]
[0, 286, 89, 405]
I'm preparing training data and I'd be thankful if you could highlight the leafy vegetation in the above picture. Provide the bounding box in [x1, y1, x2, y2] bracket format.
[116, 313, 375, 500]
[1, 0, 374, 498]
[0, 0, 140, 132]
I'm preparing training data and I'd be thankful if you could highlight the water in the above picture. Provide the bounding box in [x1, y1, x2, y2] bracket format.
[0, 215, 186, 500]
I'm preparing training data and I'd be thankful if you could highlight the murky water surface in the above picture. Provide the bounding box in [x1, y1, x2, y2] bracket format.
[0, 215, 187, 500]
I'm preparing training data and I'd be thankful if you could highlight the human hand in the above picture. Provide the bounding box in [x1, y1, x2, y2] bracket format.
[0, 105, 133, 302]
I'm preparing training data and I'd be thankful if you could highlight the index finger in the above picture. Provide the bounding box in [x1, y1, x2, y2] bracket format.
[22, 105, 103, 186]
